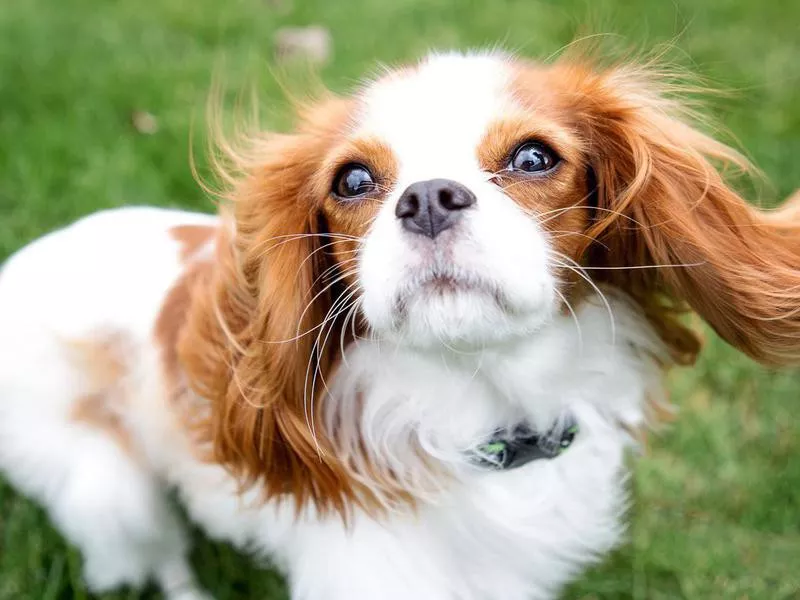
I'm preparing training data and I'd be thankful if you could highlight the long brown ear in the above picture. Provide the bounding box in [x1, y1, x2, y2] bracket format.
[178, 106, 363, 515]
[562, 63, 800, 366]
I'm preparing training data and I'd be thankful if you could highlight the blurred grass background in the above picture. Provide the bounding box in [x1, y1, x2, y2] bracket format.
[0, 0, 798, 598]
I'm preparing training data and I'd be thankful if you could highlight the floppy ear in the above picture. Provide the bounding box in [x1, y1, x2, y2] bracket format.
[178, 111, 362, 514]
[565, 64, 800, 366]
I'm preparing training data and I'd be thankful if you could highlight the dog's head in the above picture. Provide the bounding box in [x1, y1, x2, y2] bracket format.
[180, 52, 800, 513]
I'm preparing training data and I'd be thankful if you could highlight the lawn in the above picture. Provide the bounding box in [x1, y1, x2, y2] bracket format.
[0, 0, 798, 598]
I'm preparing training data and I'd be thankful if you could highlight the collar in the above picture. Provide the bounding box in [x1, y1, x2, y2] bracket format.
[471, 414, 579, 471]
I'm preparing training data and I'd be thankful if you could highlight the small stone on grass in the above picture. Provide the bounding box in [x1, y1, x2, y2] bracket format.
[274, 26, 332, 65]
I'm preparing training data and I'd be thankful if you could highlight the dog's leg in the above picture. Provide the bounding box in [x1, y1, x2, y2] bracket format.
[0, 401, 211, 599]
[25, 427, 209, 599]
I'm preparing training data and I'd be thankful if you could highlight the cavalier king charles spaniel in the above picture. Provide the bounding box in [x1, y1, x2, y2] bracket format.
[1, 52, 798, 600]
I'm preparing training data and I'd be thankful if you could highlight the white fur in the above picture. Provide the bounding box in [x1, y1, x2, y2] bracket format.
[358, 53, 556, 347]
[0, 53, 666, 600]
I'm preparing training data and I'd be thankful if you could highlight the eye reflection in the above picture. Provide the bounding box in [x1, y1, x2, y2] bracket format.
[333, 164, 376, 199]
[509, 142, 558, 174]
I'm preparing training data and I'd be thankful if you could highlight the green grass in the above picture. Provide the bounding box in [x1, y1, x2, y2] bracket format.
[1, 0, 799, 598]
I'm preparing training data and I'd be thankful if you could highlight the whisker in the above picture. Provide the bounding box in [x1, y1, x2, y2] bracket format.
[292, 240, 359, 285]
[372, 182, 394, 194]
[255, 232, 364, 250]
[313, 257, 360, 288]
[573, 262, 707, 271]
[339, 295, 364, 368]
[554, 287, 583, 355]
[301, 283, 358, 454]
[291, 267, 361, 340]
[350, 297, 372, 343]
[547, 230, 609, 249]
[549, 251, 617, 344]
[252, 232, 364, 259]
[254, 267, 361, 345]
[305, 284, 363, 451]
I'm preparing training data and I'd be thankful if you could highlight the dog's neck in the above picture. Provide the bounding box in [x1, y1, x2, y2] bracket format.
[322, 293, 668, 502]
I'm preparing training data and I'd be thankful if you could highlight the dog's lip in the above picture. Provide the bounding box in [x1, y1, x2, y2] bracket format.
[396, 267, 510, 307]
[419, 268, 486, 291]
[420, 272, 467, 290]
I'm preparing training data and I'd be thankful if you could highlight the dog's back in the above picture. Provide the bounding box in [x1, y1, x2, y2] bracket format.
[0, 207, 217, 599]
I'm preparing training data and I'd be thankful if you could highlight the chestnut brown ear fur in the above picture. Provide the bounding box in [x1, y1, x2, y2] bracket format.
[555, 62, 800, 366]
[177, 97, 369, 515]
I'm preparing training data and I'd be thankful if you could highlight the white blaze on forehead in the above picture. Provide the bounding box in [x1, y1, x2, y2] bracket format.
[356, 53, 515, 183]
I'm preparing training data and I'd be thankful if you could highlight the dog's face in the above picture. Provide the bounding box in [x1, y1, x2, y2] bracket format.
[314, 54, 594, 347]
[182, 51, 800, 512]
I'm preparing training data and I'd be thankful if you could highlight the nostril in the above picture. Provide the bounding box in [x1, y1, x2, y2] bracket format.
[395, 193, 420, 219]
[438, 185, 476, 211]
[438, 188, 455, 210]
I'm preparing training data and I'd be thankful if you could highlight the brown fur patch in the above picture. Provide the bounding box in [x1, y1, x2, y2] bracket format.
[476, 116, 584, 174]
[323, 136, 398, 196]
[176, 96, 415, 518]
[156, 223, 218, 403]
[321, 136, 397, 236]
[66, 333, 136, 456]
[170, 224, 216, 262]
[154, 259, 214, 399]
[510, 60, 800, 367]
[71, 392, 135, 455]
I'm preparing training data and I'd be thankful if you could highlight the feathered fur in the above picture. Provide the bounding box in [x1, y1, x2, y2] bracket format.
[0, 51, 798, 600]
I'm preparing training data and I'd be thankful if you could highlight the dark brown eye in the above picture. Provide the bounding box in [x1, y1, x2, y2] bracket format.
[333, 164, 376, 199]
[509, 142, 558, 173]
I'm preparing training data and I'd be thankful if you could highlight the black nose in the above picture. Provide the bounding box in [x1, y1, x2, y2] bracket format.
[394, 179, 477, 239]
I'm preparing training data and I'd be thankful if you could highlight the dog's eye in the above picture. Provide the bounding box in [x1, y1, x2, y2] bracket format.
[509, 142, 558, 174]
[333, 164, 376, 199]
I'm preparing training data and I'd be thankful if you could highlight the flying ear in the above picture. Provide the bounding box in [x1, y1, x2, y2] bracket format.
[565, 63, 800, 366]
[178, 108, 363, 515]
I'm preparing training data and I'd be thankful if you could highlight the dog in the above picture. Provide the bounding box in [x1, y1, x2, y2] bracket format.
[1, 51, 798, 600]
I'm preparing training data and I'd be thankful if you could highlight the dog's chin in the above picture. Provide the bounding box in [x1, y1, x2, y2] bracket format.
[378, 279, 556, 350]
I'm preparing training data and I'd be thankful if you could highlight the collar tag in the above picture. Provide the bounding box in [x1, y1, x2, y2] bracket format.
[473, 415, 579, 471]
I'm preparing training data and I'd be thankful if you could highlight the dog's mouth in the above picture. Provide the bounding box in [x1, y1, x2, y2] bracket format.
[393, 266, 512, 316]
[416, 268, 492, 296]
[419, 273, 467, 295]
